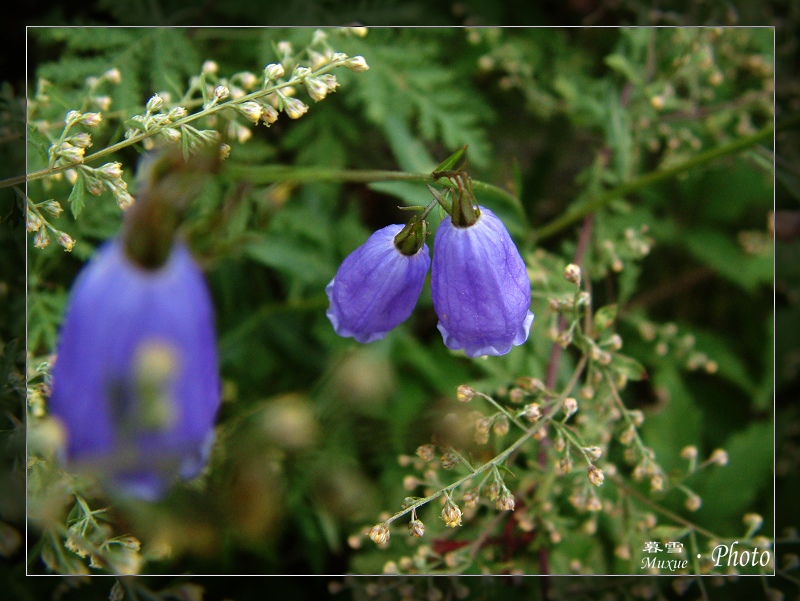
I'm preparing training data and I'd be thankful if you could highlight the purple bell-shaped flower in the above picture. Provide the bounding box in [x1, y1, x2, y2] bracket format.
[432, 204, 534, 358]
[49, 238, 221, 500]
[48, 150, 222, 501]
[326, 220, 431, 343]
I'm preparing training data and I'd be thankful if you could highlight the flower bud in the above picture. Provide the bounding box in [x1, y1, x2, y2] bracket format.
[345, 56, 370, 72]
[146, 94, 164, 112]
[522, 403, 541, 422]
[496, 488, 515, 511]
[239, 71, 257, 89]
[59, 143, 85, 163]
[66, 110, 82, 125]
[462, 488, 479, 508]
[564, 397, 578, 417]
[264, 63, 285, 81]
[39, 201, 62, 217]
[283, 96, 308, 119]
[168, 106, 188, 120]
[408, 519, 425, 538]
[213, 86, 230, 101]
[442, 499, 462, 528]
[26, 211, 43, 232]
[261, 103, 279, 125]
[456, 384, 476, 403]
[416, 444, 435, 461]
[56, 232, 75, 252]
[201, 60, 218, 74]
[492, 415, 509, 436]
[305, 76, 329, 102]
[33, 228, 50, 249]
[96, 163, 122, 181]
[115, 189, 135, 210]
[309, 50, 329, 70]
[710, 448, 728, 466]
[588, 465, 605, 487]
[238, 101, 263, 123]
[80, 112, 103, 127]
[100, 68, 121, 84]
[70, 132, 92, 148]
[368, 523, 390, 546]
[685, 494, 702, 511]
[563, 263, 581, 285]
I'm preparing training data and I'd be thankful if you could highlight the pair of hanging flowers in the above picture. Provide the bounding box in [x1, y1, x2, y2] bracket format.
[326, 170, 534, 358]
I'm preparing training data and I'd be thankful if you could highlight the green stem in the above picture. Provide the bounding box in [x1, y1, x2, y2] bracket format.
[533, 114, 800, 243]
[222, 164, 520, 209]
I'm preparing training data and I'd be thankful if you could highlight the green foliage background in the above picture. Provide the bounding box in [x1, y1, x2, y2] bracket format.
[1, 1, 798, 599]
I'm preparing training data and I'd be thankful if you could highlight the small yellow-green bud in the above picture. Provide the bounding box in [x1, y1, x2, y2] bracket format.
[283, 96, 308, 119]
[345, 56, 370, 72]
[563, 263, 581, 285]
[213, 86, 230, 101]
[522, 403, 541, 422]
[146, 94, 164, 112]
[492, 415, 509, 437]
[496, 489, 515, 511]
[456, 384, 476, 402]
[462, 488, 479, 508]
[65, 110, 82, 125]
[588, 465, 605, 487]
[264, 63, 285, 81]
[368, 523, 390, 546]
[56, 232, 75, 252]
[442, 499, 462, 528]
[26, 211, 43, 232]
[70, 132, 92, 148]
[80, 112, 102, 127]
[416, 443, 435, 461]
[408, 519, 425, 538]
[238, 101, 263, 124]
[305, 77, 328, 102]
[685, 493, 702, 511]
[33, 228, 50, 249]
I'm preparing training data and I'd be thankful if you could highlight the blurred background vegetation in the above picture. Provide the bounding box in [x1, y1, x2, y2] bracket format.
[1, 1, 798, 599]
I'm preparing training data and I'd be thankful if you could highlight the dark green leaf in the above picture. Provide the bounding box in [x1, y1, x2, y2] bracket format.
[68, 176, 86, 218]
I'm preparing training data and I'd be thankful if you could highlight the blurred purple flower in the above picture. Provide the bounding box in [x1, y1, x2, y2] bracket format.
[432, 207, 534, 357]
[326, 224, 431, 343]
[49, 239, 221, 500]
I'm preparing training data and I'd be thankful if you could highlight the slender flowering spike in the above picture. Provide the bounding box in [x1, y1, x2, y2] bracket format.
[48, 239, 221, 500]
[326, 224, 430, 343]
[432, 207, 534, 357]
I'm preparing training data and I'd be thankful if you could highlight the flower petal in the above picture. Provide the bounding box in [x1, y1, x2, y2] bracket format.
[327, 224, 430, 343]
[49, 239, 221, 499]
[432, 208, 534, 357]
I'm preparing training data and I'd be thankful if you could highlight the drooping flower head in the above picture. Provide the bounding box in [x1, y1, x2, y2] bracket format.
[431, 175, 533, 357]
[49, 239, 221, 500]
[326, 217, 431, 343]
[48, 149, 222, 501]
